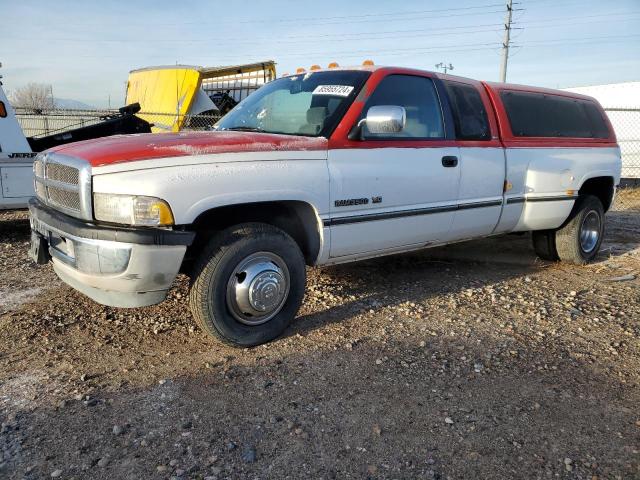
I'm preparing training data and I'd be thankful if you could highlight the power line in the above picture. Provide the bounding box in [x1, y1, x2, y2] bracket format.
[515, 10, 640, 26]
[26, 43, 502, 65]
[50, 3, 507, 28]
[250, 27, 503, 46]
[33, 10, 628, 45]
[18, 31, 639, 64]
[18, 3, 507, 30]
[514, 32, 640, 46]
[14, 32, 638, 70]
[211, 8, 509, 27]
[177, 34, 640, 62]
[233, 23, 504, 41]
[11, 10, 638, 45]
[74, 41, 506, 61]
[519, 14, 640, 30]
[229, 3, 507, 25]
[12, 25, 506, 45]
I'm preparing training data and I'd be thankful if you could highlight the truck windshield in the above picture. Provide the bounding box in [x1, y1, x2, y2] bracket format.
[215, 70, 370, 137]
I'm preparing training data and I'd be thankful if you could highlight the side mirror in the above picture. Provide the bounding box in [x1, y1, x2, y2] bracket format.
[348, 105, 406, 140]
[364, 105, 406, 134]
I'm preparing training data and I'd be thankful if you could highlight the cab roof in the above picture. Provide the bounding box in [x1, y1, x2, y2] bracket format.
[284, 66, 598, 102]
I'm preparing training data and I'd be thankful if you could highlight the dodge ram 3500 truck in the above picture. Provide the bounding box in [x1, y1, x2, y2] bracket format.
[29, 65, 621, 347]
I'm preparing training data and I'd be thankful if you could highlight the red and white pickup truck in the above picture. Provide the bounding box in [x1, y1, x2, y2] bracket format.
[29, 65, 621, 346]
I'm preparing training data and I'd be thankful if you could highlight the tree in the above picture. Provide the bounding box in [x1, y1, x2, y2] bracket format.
[9, 83, 54, 113]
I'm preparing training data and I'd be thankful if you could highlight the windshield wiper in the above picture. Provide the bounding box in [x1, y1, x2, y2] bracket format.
[224, 126, 266, 133]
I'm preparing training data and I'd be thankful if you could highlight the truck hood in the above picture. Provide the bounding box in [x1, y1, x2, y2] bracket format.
[48, 131, 328, 167]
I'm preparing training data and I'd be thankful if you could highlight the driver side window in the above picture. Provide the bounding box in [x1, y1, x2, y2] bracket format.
[362, 75, 445, 139]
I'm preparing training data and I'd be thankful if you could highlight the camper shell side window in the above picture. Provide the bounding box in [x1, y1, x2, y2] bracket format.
[499, 90, 610, 139]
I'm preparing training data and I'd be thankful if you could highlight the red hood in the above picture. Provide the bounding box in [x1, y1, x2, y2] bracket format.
[48, 131, 328, 167]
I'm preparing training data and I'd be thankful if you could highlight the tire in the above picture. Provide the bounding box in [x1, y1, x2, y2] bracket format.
[532, 230, 560, 261]
[555, 195, 605, 265]
[189, 223, 306, 347]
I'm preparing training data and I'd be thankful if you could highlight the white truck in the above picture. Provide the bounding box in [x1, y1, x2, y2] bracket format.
[0, 78, 37, 208]
[29, 65, 621, 347]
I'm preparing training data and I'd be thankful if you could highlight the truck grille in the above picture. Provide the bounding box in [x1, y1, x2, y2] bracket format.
[46, 163, 80, 185]
[33, 153, 92, 220]
[47, 187, 82, 211]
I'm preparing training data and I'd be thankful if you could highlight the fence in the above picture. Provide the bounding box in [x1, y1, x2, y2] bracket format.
[13, 107, 640, 211]
[605, 108, 640, 211]
[15, 107, 223, 138]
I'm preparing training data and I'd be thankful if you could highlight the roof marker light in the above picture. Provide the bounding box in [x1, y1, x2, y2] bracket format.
[362, 59, 375, 66]
[296, 67, 306, 74]
[310, 64, 321, 71]
[327, 62, 339, 69]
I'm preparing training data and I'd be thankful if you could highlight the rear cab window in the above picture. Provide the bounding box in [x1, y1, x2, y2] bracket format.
[499, 90, 610, 139]
[443, 81, 491, 141]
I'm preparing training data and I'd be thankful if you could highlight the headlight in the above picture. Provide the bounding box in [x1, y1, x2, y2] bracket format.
[93, 193, 175, 226]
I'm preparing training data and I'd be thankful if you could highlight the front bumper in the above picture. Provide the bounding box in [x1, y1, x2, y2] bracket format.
[29, 199, 195, 308]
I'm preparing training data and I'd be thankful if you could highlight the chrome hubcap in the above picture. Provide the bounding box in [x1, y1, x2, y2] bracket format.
[579, 210, 601, 253]
[226, 252, 290, 325]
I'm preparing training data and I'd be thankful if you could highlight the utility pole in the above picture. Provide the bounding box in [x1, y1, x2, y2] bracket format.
[499, 0, 513, 82]
[435, 62, 454, 74]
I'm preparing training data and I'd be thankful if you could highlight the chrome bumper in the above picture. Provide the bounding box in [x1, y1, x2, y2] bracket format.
[29, 199, 194, 308]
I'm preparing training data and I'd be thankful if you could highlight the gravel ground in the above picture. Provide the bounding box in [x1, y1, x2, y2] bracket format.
[0, 209, 638, 480]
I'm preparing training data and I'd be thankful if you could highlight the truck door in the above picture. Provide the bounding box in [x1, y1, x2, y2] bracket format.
[327, 73, 461, 258]
[442, 80, 505, 239]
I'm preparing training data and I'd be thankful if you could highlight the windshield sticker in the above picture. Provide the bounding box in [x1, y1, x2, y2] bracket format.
[312, 85, 354, 97]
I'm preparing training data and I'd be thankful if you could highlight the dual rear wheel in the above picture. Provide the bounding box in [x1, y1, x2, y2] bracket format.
[532, 194, 605, 265]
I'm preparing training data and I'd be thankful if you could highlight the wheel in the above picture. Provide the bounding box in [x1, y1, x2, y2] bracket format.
[555, 195, 605, 265]
[532, 230, 560, 261]
[189, 223, 306, 347]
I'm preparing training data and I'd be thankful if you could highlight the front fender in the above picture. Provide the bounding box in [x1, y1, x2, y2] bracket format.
[91, 159, 331, 225]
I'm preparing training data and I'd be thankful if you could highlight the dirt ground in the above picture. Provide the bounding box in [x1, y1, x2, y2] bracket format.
[0, 209, 638, 480]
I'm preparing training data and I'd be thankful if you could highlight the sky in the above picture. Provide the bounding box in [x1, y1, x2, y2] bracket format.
[2, 0, 639, 108]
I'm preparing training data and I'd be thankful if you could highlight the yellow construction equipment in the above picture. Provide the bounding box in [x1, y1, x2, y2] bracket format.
[125, 61, 276, 133]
